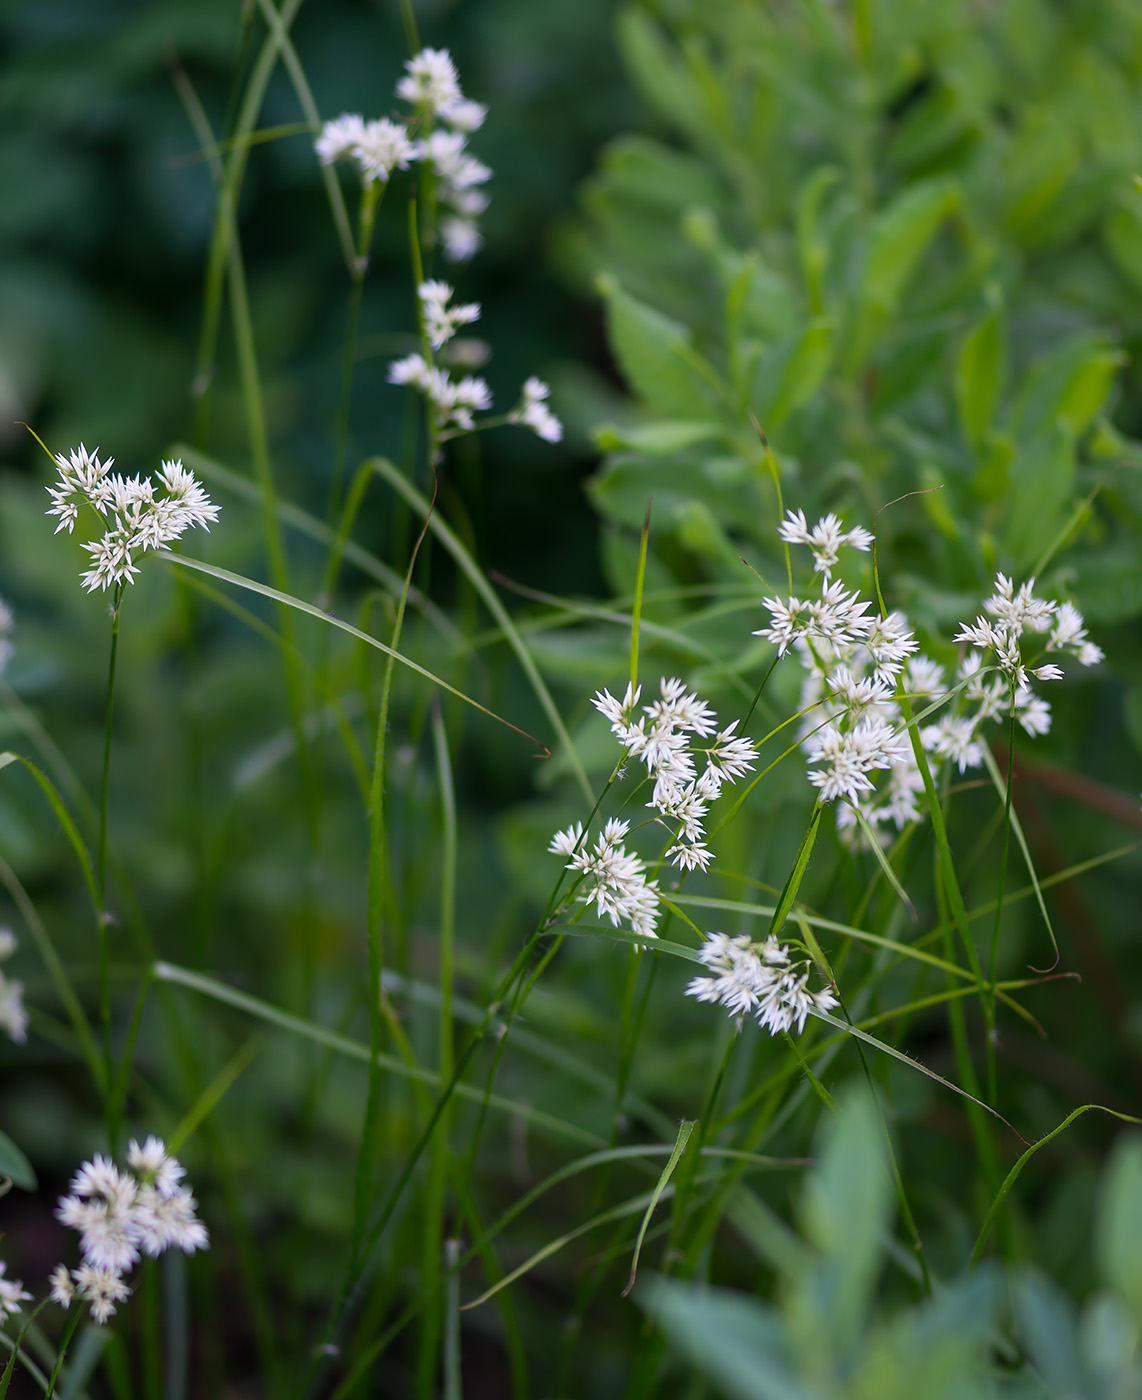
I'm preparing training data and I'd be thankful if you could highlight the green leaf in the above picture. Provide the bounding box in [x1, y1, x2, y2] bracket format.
[955, 307, 1006, 449]
[615, 9, 705, 143]
[1072, 547, 1142, 624]
[1097, 1133, 1142, 1325]
[0, 1129, 35, 1191]
[1012, 1272, 1087, 1393]
[641, 1276, 807, 1400]
[799, 1087, 890, 1322]
[1011, 336, 1125, 442]
[593, 420, 724, 455]
[599, 276, 723, 420]
[864, 176, 961, 315]
[1002, 425, 1075, 571]
[753, 318, 834, 432]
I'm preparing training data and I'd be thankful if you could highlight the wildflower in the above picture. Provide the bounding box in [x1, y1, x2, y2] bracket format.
[53, 1139, 207, 1326]
[862, 611, 918, 681]
[0, 929, 27, 1044]
[509, 377, 564, 444]
[418, 130, 492, 195]
[314, 113, 367, 165]
[805, 719, 910, 803]
[48, 1264, 74, 1308]
[550, 817, 660, 939]
[921, 716, 983, 774]
[72, 1265, 130, 1326]
[396, 47, 462, 116]
[569, 678, 756, 880]
[46, 446, 218, 593]
[778, 509, 873, 574]
[685, 932, 836, 1035]
[418, 280, 480, 351]
[358, 117, 417, 183]
[0, 1262, 30, 1325]
[1049, 601, 1103, 666]
[441, 217, 483, 263]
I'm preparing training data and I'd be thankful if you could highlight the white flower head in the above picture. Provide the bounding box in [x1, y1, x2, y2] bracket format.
[418, 280, 481, 351]
[0, 1263, 30, 1324]
[127, 1136, 185, 1198]
[48, 1263, 75, 1308]
[397, 48, 462, 116]
[441, 216, 483, 263]
[442, 98, 487, 134]
[48, 444, 218, 593]
[509, 376, 563, 443]
[355, 117, 416, 183]
[315, 113, 367, 166]
[0, 970, 27, 1044]
[72, 1264, 131, 1326]
[778, 509, 874, 574]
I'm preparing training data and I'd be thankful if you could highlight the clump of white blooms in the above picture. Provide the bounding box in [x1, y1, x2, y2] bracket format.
[388, 281, 562, 446]
[509, 377, 564, 444]
[0, 597, 12, 676]
[685, 933, 838, 1036]
[0, 1261, 31, 1326]
[550, 818, 660, 939]
[316, 47, 490, 261]
[549, 680, 758, 939]
[755, 509, 1102, 842]
[53, 1138, 208, 1325]
[0, 928, 27, 1045]
[46, 446, 219, 593]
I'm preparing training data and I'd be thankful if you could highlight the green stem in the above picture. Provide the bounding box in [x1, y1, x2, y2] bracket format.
[97, 584, 124, 1107]
[986, 693, 1017, 1105]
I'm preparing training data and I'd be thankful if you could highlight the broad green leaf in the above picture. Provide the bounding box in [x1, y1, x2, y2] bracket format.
[955, 307, 1006, 449]
[795, 166, 840, 312]
[599, 277, 723, 420]
[1105, 196, 1142, 293]
[1011, 335, 1124, 441]
[641, 1276, 807, 1400]
[1012, 1273, 1088, 1394]
[754, 319, 834, 433]
[1071, 546, 1142, 624]
[0, 1129, 35, 1190]
[616, 9, 706, 143]
[1002, 425, 1075, 571]
[1096, 1133, 1142, 1325]
[1001, 120, 1080, 244]
[863, 176, 961, 315]
[593, 420, 723, 455]
[799, 1088, 890, 1317]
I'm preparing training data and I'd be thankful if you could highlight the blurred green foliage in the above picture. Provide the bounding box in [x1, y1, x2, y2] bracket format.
[0, 1, 1141, 1396]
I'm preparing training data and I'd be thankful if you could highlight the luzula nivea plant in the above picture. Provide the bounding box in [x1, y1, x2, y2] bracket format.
[552, 508, 1104, 1043]
[51, 1138, 208, 1326]
[45, 445, 218, 593]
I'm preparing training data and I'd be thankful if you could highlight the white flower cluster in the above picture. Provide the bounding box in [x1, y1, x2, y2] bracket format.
[549, 817, 659, 939]
[0, 928, 27, 1045]
[508, 377, 563, 445]
[757, 511, 1102, 841]
[0, 597, 12, 676]
[46, 446, 219, 593]
[316, 48, 490, 261]
[685, 932, 838, 1036]
[591, 679, 758, 874]
[388, 281, 563, 444]
[0, 1261, 30, 1326]
[52, 1137, 208, 1325]
[549, 680, 756, 939]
